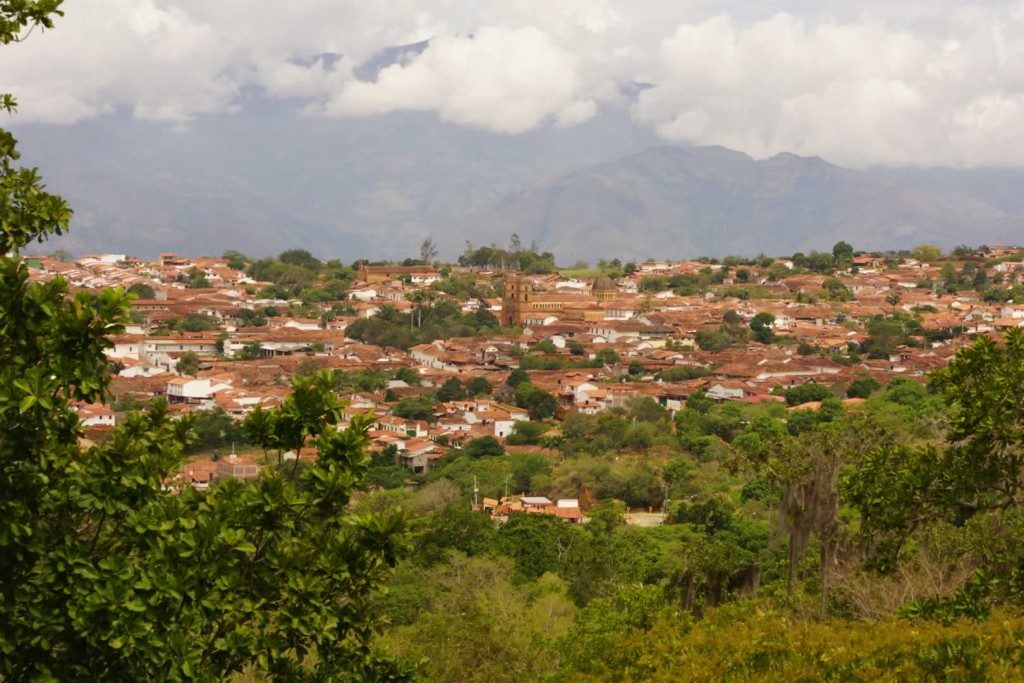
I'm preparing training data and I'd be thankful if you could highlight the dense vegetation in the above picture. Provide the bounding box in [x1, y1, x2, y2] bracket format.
[350, 331, 1024, 680]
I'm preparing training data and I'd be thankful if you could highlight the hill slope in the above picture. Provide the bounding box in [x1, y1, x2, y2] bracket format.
[467, 145, 1024, 261]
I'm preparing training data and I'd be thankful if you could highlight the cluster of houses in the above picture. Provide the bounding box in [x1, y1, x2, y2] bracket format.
[28, 246, 1024, 507]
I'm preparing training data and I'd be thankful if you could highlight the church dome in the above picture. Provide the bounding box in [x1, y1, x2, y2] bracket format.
[591, 273, 614, 293]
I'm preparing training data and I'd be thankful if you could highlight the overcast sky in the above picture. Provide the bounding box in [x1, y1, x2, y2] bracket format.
[4, 0, 1024, 167]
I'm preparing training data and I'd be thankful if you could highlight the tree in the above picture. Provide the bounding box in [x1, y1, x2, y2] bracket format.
[278, 248, 321, 270]
[419, 236, 438, 264]
[127, 282, 156, 299]
[886, 291, 902, 311]
[237, 341, 263, 360]
[785, 382, 833, 406]
[176, 351, 200, 376]
[436, 377, 467, 402]
[514, 384, 558, 420]
[465, 376, 492, 397]
[749, 312, 776, 344]
[0, 8, 409, 677]
[832, 241, 854, 266]
[506, 368, 530, 388]
[846, 376, 882, 399]
[463, 435, 505, 458]
[911, 244, 942, 263]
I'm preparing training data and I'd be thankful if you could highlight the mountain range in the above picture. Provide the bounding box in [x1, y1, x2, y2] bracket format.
[12, 110, 1024, 262]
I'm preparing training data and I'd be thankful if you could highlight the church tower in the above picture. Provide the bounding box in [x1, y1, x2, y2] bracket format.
[592, 273, 615, 304]
[501, 274, 533, 326]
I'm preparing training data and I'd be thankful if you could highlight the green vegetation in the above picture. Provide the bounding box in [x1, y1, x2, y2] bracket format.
[346, 300, 502, 349]
[0, 6, 407, 676]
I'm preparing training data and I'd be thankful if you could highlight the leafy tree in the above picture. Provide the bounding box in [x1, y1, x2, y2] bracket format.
[506, 420, 548, 446]
[237, 341, 263, 360]
[506, 368, 530, 388]
[392, 395, 437, 422]
[436, 377, 467, 402]
[847, 376, 882, 398]
[222, 250, 248, 271]
[186, 407, 246, 454]
[832, 241, 854, 265]
[822, 277, 854, 301]
[0, 7, 409, 674]
[278, 248, 322, 270]
[393, 367, 422, 386]
[175, 350, 200, 376]
[785, 382, 833, 406]
[594, 348, 620, 366]
[694, 328, 733, 352]
[465, 375, 492, 397]
[514, 384, 558, 420]
[749, 312, 776, 344]
[127, 282, 156, 299]
[911, 244, 942, 263]
[419, 236, 438, 264]
[236, 307, 268, 327]
[178, 312, 218, 332]
[463, 436, 505, 458]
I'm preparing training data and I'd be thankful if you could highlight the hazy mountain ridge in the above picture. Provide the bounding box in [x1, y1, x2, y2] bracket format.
[14, 112, 1024, 261]
[467, 145, 1023, 261]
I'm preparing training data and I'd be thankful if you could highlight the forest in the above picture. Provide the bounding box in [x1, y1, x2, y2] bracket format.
[347, 328, 1024, 680]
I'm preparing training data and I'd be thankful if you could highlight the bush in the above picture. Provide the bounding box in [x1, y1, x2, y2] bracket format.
[785, 382, 833, 406]
[463, 436, 505, 458]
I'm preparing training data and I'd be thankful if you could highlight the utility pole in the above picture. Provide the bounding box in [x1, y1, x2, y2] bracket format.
[473, 475, 479, 508]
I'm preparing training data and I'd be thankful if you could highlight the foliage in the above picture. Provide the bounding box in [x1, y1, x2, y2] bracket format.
[463, 435, 505, 458]
[749, 312, 775, 343]
[784, 381, 834, 406]
[514, 383, 558, 420]
[175, 350, 200, 376]
[846, 376, 882, 398]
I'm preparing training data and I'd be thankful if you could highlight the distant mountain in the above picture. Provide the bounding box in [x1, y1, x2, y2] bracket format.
[15, 108, 658, 259]
[465, 145, 1024, 262]
[13, 109, 1024, 261]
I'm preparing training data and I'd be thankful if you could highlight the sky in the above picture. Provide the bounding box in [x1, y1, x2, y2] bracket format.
[3, 0, 1024, 167]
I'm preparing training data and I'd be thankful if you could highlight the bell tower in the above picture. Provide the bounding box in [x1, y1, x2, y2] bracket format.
[501, 274, 533, 326]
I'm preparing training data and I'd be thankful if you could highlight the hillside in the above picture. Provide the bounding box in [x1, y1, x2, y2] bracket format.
[468, 145, 1024, 261]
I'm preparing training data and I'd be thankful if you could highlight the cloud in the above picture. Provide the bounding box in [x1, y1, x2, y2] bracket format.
[2, 1, 1024, 165]
[319, 27, 589, 134]
[632, 9, 1024, 166]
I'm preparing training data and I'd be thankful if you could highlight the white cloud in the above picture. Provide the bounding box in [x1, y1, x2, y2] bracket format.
[320, 27, 588, 134]
[2, 1, 1024, 165]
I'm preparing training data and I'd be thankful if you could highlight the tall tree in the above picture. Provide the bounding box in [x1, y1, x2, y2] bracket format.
[0, 6, 409, 679]
[419, 236, 438, 264]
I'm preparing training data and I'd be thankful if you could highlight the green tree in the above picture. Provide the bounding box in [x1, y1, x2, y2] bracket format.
[506, 420, 548, 446]
[506, 368, 530, 388]
[175, 350, 200, 376]
[237, 341, 263, 360]
[846, 376, 882, 399]
[749, 312, 776, 344]
[514, 384, 558, 420]
[126, 282, 156, 299]
[911, 244, 942, 263]
[0, 8, 409, 675]
[436, 377, 467, 402]
[463, 435, 505, 458]
[785, 382, 833, 406]
[832, 241, 854, 266]
[465, 375, 493, 397]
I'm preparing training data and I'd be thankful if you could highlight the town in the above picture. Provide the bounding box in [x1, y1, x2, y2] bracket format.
[28, 240, 1024, 522]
